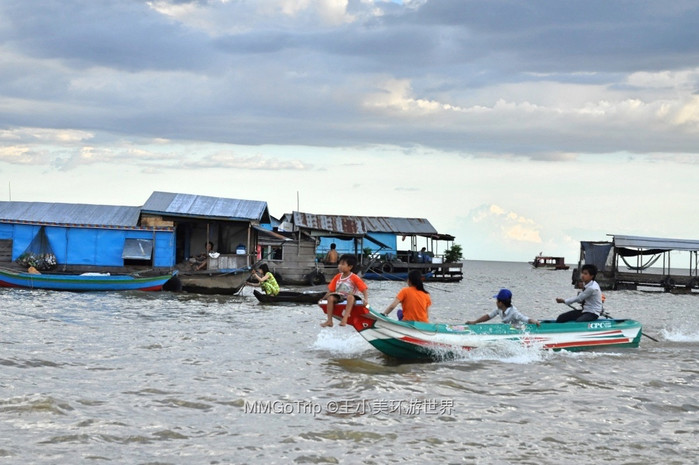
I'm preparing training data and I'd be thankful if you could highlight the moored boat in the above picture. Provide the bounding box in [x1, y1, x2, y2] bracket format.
[0, 268, 176, 292]
[176, 269, 250, 295]
[253, 289, 325, 304]
[318, 301, 642, 360]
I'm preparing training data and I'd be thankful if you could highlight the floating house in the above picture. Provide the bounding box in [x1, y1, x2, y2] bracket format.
[283, 212, 463, 282]
[0, 201, 174, 273]
[255, 212, 370, 285]
[0, 192, 271, 294]
[573, 234, 699, 292]
[141, 191, 269, 271]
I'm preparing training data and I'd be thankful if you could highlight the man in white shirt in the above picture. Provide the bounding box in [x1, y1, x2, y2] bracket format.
[555, 264, 603, 322]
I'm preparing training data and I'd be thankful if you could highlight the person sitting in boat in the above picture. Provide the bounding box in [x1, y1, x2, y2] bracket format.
[324, 243, 339, 265]
[382, 270, 431, 323]
[192, 241, 215, 271]
[465, 289, 540, 328]
[320, 254, 369, 327]
[246, 263, 280, 296]
[555, 264, 603, 322]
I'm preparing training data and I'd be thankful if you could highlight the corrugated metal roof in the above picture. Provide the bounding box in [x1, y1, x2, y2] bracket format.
[362, 216, 437, 235]
[612, 234, 699, 251]
[292, 212, 438, 235]
[0, 201, 141, 227]
[142, 191, 269, 222]
[292, 212, 366, 235]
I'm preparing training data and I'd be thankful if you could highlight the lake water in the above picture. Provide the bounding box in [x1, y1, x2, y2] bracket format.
[1, 260, 697, 464]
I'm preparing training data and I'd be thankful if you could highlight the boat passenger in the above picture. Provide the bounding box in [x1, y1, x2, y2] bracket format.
[555, 264, 603, 322]
[321, 254, 369, 327]
[465, 289, 540, 327]
[247, 263, 280, 296]
[382, 270, 431, 323]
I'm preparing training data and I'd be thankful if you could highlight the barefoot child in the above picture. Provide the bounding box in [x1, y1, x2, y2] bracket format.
[320, 254, 369, 327]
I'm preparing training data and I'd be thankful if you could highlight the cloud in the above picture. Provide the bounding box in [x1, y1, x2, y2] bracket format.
[0, 145, 49, 165]
[469, 204, 542, 244]
[184, 152, 312, 171]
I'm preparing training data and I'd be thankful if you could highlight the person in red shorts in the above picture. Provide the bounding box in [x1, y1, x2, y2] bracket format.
[382, 270, 431, 323]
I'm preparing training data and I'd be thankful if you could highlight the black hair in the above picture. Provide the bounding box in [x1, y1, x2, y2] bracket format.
[259, 263, 270, 274]
[338, 254, 357, 269]
[330, 243, 336, 249]
[498, 297, 512, 307]
[581, 264, 598, 278]
[407, 269, 428, 293]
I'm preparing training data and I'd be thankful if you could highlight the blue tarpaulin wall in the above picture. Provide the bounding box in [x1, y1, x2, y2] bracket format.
[1, 224, 175, 268]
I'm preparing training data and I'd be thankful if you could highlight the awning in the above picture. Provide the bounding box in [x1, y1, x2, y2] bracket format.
[612, 235, 699, 252]
[253, 225, 293, 245]
[122, 238, 153, 260]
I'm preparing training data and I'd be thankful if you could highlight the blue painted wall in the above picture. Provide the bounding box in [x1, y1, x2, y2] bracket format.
[0, 223, 175, 268]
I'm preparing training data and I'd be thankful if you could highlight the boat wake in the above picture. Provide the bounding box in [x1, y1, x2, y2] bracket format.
[433, 340, 551, 365]
[311, 329, 372, 356]
[661, 327, 699, 342]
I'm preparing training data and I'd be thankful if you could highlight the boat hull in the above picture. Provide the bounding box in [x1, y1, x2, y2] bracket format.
[318, 302, 642, 360]
[177, 270, 250, 295]
[254, 289, 325, 304]
[0, 269, 175, 292]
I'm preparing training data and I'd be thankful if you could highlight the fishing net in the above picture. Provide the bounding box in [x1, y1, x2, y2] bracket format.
[16, 226, 58, 271]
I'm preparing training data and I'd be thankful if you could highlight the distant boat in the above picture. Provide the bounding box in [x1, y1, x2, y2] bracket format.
[530, 256, 569, 270]
[0, 268, 176, 292]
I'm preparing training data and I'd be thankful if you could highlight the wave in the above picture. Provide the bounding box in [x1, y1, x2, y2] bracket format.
[661, 327, 699, 342]
[311, 329, 372, 356]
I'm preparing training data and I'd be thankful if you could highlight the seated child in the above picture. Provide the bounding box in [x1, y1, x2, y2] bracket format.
[321, 254, 369, 327]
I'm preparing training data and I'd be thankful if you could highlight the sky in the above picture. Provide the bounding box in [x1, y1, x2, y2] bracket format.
[1, 0, 698, 262]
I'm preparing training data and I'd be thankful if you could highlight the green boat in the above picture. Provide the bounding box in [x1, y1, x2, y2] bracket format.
[319, 301, 643, 360]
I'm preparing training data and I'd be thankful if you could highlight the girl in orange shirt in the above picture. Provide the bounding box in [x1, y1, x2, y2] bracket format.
[382, 270, 431, 323]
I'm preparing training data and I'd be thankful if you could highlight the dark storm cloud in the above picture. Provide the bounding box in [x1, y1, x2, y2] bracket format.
[0, 0, 697, 158]
[0, 0, 215, 71]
